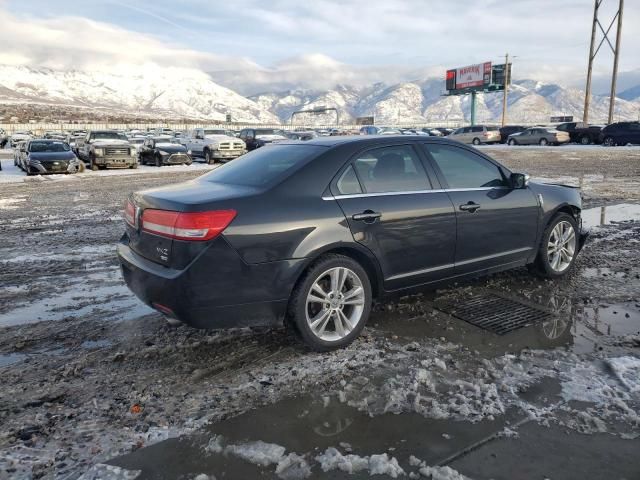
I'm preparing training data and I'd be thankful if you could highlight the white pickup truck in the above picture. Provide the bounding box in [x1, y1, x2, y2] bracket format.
[180, 128, 246, 164]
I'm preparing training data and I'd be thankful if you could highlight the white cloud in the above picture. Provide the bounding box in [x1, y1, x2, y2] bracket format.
[0, 0, 638, 95]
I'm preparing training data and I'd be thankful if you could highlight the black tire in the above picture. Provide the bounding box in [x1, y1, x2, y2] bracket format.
[539, 138, 549, 146]
[508, 139, 517, 146]
[205, 149, 215, 165]
[472, 138, 481, 145]
[155, 154, 162, 167]
[580, 135, 591, 145]
[603, 136, 616, 147]
[130, 162, 138, 169]
[530, 212, 578, 279]
[288, 254, 372, 352]
[90, 157, 99, 171]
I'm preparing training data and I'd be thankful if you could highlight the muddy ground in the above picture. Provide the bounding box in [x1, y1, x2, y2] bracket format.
[0, 147, 639, 480]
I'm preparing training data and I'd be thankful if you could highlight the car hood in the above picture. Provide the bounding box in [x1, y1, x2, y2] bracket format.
[156, 143, 187, 153]
[204, 134, 236, 142]
[29, 151, 76, 161]
[90, 139, 131, 146]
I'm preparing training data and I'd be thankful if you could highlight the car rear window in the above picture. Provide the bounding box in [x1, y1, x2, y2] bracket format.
[201, 144, 325, 187]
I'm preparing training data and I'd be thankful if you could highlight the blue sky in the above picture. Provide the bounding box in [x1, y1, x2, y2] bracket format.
[2, 0, 639, 93]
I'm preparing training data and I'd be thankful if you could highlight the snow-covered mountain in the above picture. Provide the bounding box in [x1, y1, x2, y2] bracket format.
[0, 63, 638, 125]
[0, 65, 279, 123]
[252, 78, 640, 125]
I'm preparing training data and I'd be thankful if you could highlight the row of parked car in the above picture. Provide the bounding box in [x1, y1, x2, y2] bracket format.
[442, 122, 640, 146]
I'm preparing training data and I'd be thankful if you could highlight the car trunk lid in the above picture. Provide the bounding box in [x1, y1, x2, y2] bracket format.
[125, 180, 254, 269]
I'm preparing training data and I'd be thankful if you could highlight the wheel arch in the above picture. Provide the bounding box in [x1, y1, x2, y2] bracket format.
[289, 243, 384, 301]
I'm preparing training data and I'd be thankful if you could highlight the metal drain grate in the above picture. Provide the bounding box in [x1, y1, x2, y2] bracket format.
[435, 292, 554, 335]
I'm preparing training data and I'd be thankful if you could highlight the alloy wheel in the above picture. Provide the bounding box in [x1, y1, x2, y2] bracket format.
[305, 267, 365, 342]
[547, 220, 576, 273]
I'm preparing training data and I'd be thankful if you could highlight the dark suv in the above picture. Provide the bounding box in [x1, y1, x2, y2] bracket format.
[599, 122, 640, 146]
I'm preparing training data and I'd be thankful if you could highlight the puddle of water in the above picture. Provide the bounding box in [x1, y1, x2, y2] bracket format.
[582, 203, 640, 228]
[81, 339, 113, 350]
[0, 352, 27, 367]
[0, 269, 154, 327]
[110, 394, 521, 479]
[571, 302, 640, 354]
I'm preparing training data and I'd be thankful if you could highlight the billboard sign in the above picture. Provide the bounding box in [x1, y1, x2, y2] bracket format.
[356, 116, 374, 125]
[445, 62, 492, 94]
[456, 62, 491, 89]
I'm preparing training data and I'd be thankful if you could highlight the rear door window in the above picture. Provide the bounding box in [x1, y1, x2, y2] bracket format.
[336, 165, 363, 195]
[351, 145, 431, 194]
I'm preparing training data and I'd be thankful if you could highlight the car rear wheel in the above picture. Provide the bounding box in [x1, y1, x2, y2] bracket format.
[472, 138, 481, 145]
[508, 139, 517, 146]
[289, 254, 372, 352]
[539, 138, 549, 146]
[531, 213, 578, 278]
[580, 135, 591, 145]
[155, 154, 162, 167]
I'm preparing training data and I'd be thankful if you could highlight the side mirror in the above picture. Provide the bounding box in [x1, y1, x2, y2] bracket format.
[510, 172, 529, 189]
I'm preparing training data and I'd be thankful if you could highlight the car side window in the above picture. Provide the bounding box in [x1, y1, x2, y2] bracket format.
[425, 144, 507, 189]
[472, 126, 483, 133]
[336, 165, 363, 195]
[352, 145, 430, 194]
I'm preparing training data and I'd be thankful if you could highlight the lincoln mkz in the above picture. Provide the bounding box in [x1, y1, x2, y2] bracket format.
[118, 136, 587, 351]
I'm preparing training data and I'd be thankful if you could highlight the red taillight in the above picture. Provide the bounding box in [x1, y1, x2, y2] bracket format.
[124, 199, 136, 227]
[141, 209, 236, 241]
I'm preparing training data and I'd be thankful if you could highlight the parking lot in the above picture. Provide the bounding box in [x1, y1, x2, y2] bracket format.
[1, 146, 639, 479]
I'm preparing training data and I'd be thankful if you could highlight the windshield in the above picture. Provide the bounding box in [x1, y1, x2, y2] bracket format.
[201, 144, 324, 187]
[255, 129, 286, 137]
[204, 130, 228, 136]
[91, 132, 128, 141]
[29, 141, 70, 152]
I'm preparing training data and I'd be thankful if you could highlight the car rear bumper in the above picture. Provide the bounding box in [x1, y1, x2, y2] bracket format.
[117, 236, 306, 329]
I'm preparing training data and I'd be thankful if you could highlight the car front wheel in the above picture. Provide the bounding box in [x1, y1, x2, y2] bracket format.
[508, 139, 517, 146]
[603, 136, 616, 147]
[205, 150, 215, 165]
[289, 254, 372, 352]
[531, 213, 578, 278]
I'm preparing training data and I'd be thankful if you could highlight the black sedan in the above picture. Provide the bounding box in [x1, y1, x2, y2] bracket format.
[19, 139, 83, 175]
[118, 136, 587, 351]
[138, 137, 192, 167]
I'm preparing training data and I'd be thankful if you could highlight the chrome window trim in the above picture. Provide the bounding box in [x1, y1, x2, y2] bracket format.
[322, 186, 511, 201]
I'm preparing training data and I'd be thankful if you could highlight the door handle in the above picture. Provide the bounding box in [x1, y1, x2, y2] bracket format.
[352, 210, 381, 222]
[459, 202, 481, 213]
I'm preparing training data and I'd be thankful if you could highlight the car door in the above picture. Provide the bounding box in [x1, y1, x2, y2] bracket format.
[627, 123, 640, 145]
[423, 142, 540, 274]
[332, 143, 457, 290]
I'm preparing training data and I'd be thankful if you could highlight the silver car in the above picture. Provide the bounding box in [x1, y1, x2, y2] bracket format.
[507, 128, 570, 146]
[448, 125, 501, 145]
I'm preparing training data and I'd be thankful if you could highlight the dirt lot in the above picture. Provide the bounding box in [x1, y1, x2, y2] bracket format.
[0, 147, 639, 480]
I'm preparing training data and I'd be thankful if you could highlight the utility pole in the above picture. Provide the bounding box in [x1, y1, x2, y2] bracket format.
[470, 91, 477, 126]
[608, 0, 623, 124]
[501, 53, 510, 127]
[583, 0, 624, 125]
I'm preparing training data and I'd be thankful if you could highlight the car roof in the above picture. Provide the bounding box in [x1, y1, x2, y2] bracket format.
[279, 135, 462, 148]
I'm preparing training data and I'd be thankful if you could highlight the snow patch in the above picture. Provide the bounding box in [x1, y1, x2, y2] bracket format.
[607, 356, 640, 392]
[315, 447, 405, 478]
